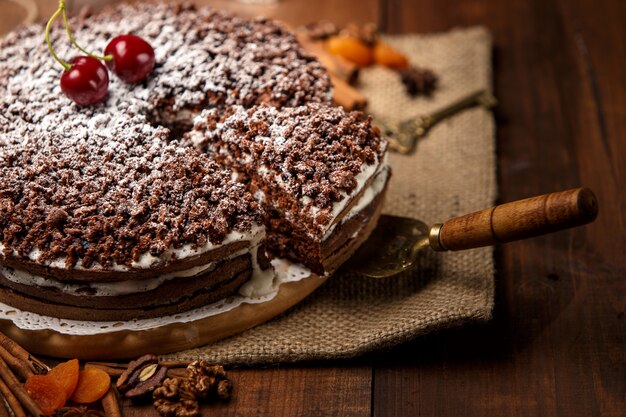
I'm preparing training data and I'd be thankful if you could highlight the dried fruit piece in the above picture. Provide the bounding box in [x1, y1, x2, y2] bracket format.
[70, 368, 111, 404]
[125, 366, 168, 399]
[116, 354, 158, 393]
[48, 359, 80, 400]
[24, 375, 66, 415]
[373, 42, 409, 69]
[326, 35, 373, 67]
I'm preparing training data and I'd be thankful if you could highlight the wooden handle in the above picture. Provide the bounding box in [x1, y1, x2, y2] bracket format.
[436, 188, 598, 251]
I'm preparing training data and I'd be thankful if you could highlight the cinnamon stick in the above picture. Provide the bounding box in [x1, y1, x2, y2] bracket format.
[0, 332, 48, 375]
[158, 361, 190, 368]
[0, 378, 26, 417]
[101, 387, 122, 417]
[84, 363, 124, 378]
[0, 357, 43, 417]
[329, 74, 368, 111]
[0, 394, 11, 417]
[84, 361, 127, 370]
[166, 368, 188, 379]
[0, 393, 12, 417]
[0, 346, 33, 381]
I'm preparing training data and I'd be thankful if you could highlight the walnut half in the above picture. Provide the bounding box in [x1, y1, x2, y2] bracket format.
[153, 379, 200, 417]
[152, 361, 233, 417]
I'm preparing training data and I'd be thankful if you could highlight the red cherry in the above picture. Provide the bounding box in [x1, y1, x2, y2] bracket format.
[104, 35, 155, 83]
[60, 56, 109, 105]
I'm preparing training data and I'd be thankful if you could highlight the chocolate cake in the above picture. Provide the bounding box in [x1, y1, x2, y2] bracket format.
[0, 2, 389, 320]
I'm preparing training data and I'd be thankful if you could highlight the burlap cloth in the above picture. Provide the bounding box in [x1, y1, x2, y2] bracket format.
[164, 27, 496, 364]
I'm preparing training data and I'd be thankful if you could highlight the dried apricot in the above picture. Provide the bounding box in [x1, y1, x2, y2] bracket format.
[47, 359, 79, 400]
[373, 42, 409, 69]
[70, 368, 111, 404]
[326, 35, 373, 67]
[24, 374, 66, 416]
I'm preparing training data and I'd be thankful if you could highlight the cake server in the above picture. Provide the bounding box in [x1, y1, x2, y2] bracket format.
[347, 188, 598, 278]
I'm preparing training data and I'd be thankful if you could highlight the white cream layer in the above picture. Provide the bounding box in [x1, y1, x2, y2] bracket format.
[0, 241, 277, 298]
[312, 154, 388, 226]
[0, 258, 313, 334]
[0, 259, 218, 297]
[321, 164, 390, 241]
[250, 155, 389, 240]
[265, 159, 384, 235]
[0, 223, 280, 298]
[0, 243, 276, 299]
[0, 224, 265, 272]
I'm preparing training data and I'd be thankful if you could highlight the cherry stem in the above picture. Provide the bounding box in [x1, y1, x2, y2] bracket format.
[45, 0, 113, 71]
[60, 1, 112, 62]
[45, 4, 71, 71]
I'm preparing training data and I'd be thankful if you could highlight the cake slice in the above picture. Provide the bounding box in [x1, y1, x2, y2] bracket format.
[186, 103, 390, 275]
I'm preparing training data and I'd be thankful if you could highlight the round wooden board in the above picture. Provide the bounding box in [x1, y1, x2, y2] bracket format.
[0, 274, 326, 360]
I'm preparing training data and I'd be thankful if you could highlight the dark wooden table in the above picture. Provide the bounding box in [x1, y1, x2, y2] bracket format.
[1, 0, 625, 415]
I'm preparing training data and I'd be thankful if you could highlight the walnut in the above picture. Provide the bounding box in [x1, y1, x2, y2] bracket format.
[192, 375, 213, 399]
[154, 377, 183, 400]
[152, 362, 233, 417]
[153, 398, 199, 417]
[216, 379, 233, 401]
[186, 361, 231, 402]
[187, 361, 226, 380]
[153, 378, 200, 417]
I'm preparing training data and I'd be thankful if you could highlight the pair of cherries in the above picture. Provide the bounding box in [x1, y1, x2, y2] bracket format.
[61, 36, 155, 105]
[46, 1, 155, 105]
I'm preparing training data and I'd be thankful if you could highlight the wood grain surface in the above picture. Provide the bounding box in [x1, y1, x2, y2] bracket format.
[1, 0, 624, 416]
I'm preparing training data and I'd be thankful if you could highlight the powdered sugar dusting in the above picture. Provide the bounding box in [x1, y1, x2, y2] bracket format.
[0, 2, 332, 268]
[186, 104, 387, 236]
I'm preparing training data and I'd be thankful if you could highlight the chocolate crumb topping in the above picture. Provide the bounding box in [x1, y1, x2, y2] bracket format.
[0, 1, 333, 269]
[0, 132, 261, 268]
[187, 103, 386, 223]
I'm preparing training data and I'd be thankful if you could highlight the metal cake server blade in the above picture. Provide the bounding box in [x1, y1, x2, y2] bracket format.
[346, 214, 431, 278]
[347, 188, 598, 278]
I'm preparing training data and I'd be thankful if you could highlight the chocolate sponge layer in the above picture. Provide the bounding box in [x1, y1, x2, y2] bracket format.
[0, 254, 251, 310]
[0, 267, 251, 321]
